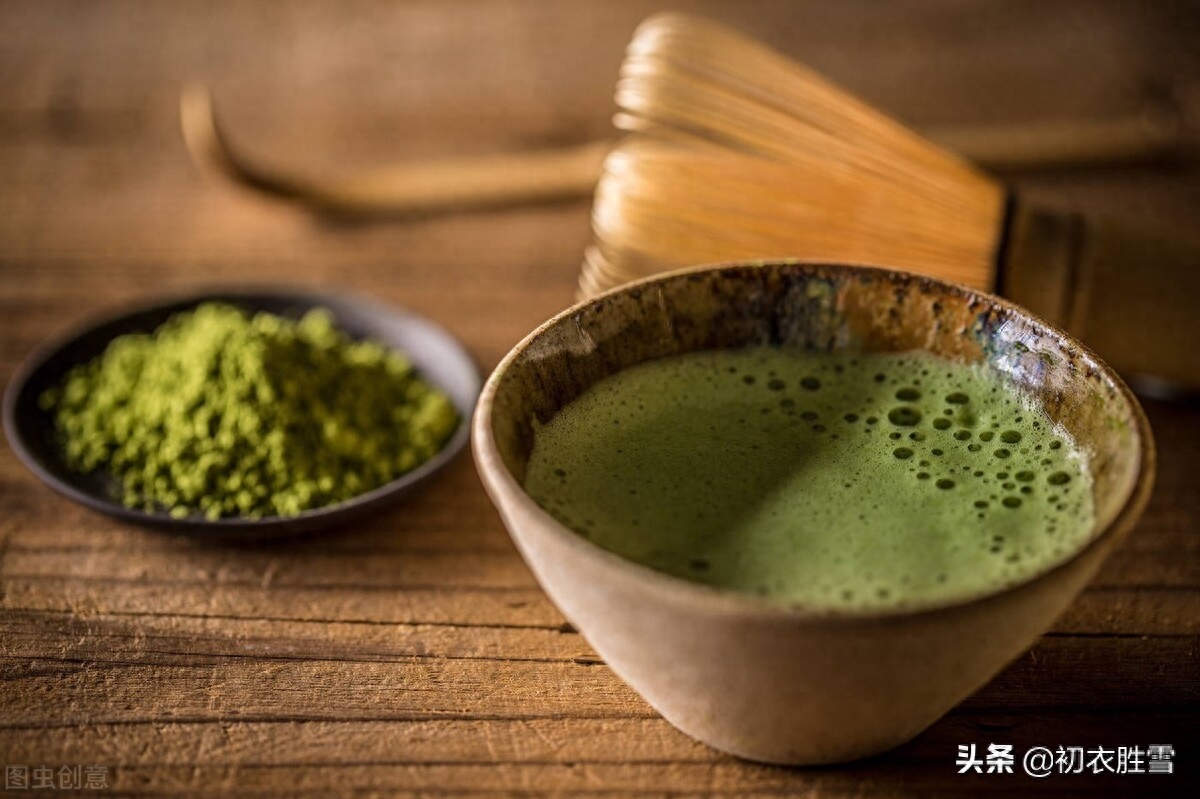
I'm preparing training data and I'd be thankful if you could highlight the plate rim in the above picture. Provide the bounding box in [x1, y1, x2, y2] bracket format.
[2, 286, 482, 537]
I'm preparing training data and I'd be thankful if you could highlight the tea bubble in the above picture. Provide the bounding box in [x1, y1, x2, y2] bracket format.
[888, 407, 922, 426]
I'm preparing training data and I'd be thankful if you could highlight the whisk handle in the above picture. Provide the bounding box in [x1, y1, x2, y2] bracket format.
[1002, 203, 1200, 392]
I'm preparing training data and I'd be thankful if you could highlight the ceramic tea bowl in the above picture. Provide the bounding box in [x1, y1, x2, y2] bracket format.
[472, 261, 1154, 765]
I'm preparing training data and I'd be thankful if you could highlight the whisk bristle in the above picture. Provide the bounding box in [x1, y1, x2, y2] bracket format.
[584, 13, 1007, 296]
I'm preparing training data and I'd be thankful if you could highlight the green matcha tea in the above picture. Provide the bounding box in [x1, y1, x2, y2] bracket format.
[523, 348, 1094, 611]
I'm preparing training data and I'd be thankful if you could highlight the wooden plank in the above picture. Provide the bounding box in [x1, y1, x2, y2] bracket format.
[6, 577, 1198, 637]
[5, 605, 1197, 677]
[0, 718, 713, 767]
[964, 636, 1199, 709]
[0, 657, 652, 727]
[3, 535, 1195, 592]
[0, 547, 540, 591]
[0, 579, 564, 629]
[0, 709, 1195, 795]
[1052, 589, 1200, 636]
[1, 635, 1194, 731]
[0, 743, 1194, 797]
[0, 610, 597, 664]
[2, 709, 1193, 768]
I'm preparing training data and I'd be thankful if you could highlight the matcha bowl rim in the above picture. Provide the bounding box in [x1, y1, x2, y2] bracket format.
[472, 260, 1155, 624]
[4, 286, 481, 539]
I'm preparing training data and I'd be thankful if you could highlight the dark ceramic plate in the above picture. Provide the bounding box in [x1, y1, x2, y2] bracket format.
[2, 289, 481, 539]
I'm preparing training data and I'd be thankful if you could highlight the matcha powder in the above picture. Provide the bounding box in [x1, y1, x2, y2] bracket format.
[40, 302, 460, 519]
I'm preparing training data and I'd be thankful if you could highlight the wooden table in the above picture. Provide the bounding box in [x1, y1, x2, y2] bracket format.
[1, 2, 1197, 795]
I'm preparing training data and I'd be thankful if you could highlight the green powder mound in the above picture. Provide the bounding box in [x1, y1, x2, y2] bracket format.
[40, 302, 460, 520]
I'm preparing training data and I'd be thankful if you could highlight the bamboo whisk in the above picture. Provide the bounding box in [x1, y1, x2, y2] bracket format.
[584, 13, 1007, 296]
[176, 12, 1199, 387]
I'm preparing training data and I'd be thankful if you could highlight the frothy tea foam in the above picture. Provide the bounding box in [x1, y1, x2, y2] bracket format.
[523, 348, 1094, 611]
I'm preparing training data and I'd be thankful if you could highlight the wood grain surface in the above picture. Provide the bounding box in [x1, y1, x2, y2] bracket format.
[1, 1, 1197, 796]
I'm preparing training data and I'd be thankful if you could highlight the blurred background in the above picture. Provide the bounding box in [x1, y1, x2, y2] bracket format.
[3, 0, 1200, 369]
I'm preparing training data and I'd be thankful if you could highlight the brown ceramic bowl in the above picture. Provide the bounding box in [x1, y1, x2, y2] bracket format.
[472, 262, 1154, 765]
